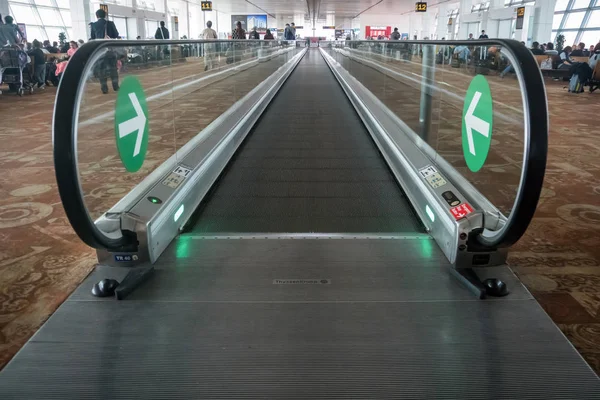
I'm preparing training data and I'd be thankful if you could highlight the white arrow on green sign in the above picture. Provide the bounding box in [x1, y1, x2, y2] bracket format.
[461, 74, 493, 173]
[114, 76, 149, 173]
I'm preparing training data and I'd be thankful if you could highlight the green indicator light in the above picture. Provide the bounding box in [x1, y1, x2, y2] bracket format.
[148, 196, 162, 204]
[174, 204, 184, 222]
[425, 205, 435, 222]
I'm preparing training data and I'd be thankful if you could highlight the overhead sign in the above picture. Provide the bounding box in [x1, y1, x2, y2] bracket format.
[462, 75, 493, 173]
[114, 76, 149, 173]
[415, 2, 427, 12]
[323, 26, 336, 29]
[99, 3, 108, 14]
[201, 1, 212, 11]
[516, 6, 525, 29]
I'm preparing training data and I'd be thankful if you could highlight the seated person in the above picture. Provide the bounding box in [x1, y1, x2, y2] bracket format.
[530, 41, 544, 55]
[590, 42, 600, 71]
[453, 45, 470, 62]
[67, 41, 78, 57]
[570, 42, 586, 57]
[558, 46, 574, 69]
[544, 42, 558, 55]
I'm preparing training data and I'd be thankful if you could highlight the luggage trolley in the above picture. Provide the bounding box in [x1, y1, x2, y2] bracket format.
[0, 46, 34, 96]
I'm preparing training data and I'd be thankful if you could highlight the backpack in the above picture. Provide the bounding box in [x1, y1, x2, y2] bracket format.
[390, 31, 400, 40]
[568, 74, 584, 93]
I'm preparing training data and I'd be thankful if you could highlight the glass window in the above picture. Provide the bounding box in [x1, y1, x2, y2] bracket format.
[60, 9, 71, 26]
[554, 0, 571, 11]
[45, 26, 67, 41]
[113, 16, 128, 39]
[55, 0, 69, 7]
[9, 4, 42, 25]
[553, 13, 564, 29]
[563, 11, 586, 29]
[36, 7, 62, 24]
[587, 10, 600, 28]
[24, 25, 47, 41]
[571, 0, 592, 9]
[579, 31, 599, 48]
[561, 31, 579, 47]
[34, 0, 54, 6]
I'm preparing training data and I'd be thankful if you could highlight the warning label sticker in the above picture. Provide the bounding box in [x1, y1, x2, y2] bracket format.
[450, 203, 474, 220]
[419, 165, 447, 189]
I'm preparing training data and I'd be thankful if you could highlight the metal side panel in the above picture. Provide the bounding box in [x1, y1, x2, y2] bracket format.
[340, 47, 506, 230]
[1, 239, 599, 399]
[96, 48, 306, 266]
[319, 48, 506, 268]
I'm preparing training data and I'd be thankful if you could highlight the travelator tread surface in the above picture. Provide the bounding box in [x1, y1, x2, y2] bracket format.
[1, 239, 600, 399]
[187, 49, 423, 234]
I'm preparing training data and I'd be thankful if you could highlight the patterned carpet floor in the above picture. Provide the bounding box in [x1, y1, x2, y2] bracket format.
[1, 53, 600, 376]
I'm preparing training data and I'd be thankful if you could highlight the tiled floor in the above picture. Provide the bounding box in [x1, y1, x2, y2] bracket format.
[1, 54, 600, 375]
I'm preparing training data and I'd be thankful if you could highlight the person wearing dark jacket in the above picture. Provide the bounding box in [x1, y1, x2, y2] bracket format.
[249, 27, 259, 39]
[90, 9, 119, 39]
[90, 8, 119, 94]
[155, 21, 169, 39]
[43, 40, 58, 53]
[263, 29, 274, 40]
[28, 39, 46, 88]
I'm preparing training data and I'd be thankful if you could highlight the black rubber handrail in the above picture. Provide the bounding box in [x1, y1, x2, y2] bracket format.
[339, 39, 547, 249]
[54, 38, 546, 252]
[53, 39, 280, 251]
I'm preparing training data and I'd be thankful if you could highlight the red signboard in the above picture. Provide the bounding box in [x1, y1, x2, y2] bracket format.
[450, 203, 474, 220]
[365, 26, 392, 39]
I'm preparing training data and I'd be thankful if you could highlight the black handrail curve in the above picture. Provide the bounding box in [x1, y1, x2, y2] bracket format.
[338, 39, 547, 249]
[53, 39, 281, 251]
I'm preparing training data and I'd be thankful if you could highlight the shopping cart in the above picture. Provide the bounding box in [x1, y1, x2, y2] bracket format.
[0, 46, 34, 96]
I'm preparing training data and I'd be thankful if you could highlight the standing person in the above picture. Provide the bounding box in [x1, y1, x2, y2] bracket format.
[284, 23, 294, 40]
[155, 21, 170, 59]
[28, 39, 46, 89]
[290, 22, 296, 38]
[230, 21, 246, 63]
[232, 21, 246, 39]
[43, 40, 58, 53]
[201, 20, 218, 71]
[468, 33, 474, 40]
[0, 15, 22, 46]
[390, 27, 400, 40]
[155, 21, 169, 39]
[249, 26, 259, 39]
[479, 30, 488, 39]
[263, 28, 274, 40]
[90, 8, 120, 94]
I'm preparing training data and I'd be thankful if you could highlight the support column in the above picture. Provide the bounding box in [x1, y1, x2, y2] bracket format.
[0, 0, 9, 21]
[514, 5, 534, 44]
[70, 0, 91, 41]
[533, 0, 556, 44]
[132, 0, 146, 39]
[459, 0, 475, 39]
[436, 4, 451, 39]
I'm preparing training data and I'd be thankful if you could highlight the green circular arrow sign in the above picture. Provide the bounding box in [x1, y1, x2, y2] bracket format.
[461, 74, 493, 172]
[114, 76, 149, 173]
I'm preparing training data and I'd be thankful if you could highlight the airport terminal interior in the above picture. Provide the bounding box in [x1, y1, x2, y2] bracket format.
[1, 0, 600, 397]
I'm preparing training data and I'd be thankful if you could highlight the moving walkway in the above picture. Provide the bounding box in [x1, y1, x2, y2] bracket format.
[1, 39, 599, 398]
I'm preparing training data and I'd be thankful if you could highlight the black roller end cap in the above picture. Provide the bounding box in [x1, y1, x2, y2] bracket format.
[483, 278, 509, 297]
[91, 279, 120, 297]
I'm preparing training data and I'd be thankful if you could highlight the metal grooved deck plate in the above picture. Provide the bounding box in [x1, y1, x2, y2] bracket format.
[1, 239, 599, 399]
[188, 49, 423, 234]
